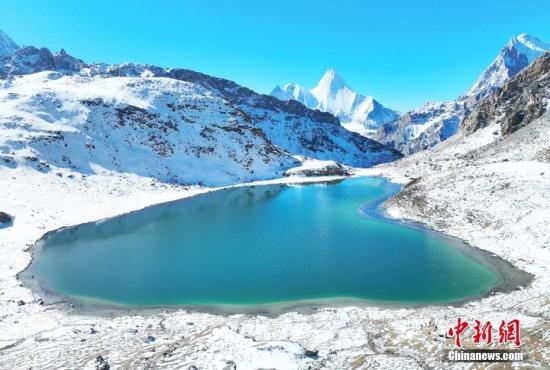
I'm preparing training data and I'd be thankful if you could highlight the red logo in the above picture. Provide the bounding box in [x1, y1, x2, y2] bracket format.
[498, 319, 521, 347]
[448, 317, 469, 347]
[448, 318, 521, 348]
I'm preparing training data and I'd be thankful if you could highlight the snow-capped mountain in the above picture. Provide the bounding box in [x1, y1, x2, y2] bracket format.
[271, 83, 317, 108]
[0, 46, 86, 77]
[271, 68, 399, 137]
[0, 72, 298, 185]
[374, 101, 465, 155]
[0, 31, 401, 186]
[0, 29, 19, 58]
[464, 33, 550, 103]
[461, 52, 550, 136]
[377, 33, 550, 155]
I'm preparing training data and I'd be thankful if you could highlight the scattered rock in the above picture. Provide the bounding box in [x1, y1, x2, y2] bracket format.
[145, 336, 155, 343]
[96, 355, 110, 370]
[285, 162, 351, 177]
[404, 177, 420, 189]
[0, 211, 13, 225]
[304, 349, 319, 358]
[222, 360, 237, 370]
[17, 300, 25, 306]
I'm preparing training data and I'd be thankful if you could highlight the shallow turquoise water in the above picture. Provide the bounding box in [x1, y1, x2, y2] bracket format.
[29, 177, 501, 307]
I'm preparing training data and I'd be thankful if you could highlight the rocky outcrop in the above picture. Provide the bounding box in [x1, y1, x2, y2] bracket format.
[0, 211, 13, 225]
[0, 46, 86, 77]
[0, 29, 19, 58]
[375, 101, 466, 155]
[461, 53, 550, 136]
[377, 34, 549, 155]
[463, 34, 550, 104]
[284, 162, 351, 177]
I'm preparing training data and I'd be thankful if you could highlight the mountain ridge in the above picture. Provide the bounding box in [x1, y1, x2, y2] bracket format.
[464, 33, 550, 103]
[271, 69, 399, 137]
[461, 52, 550, 136]
[376, 33, 550, 155]
[0, 29, 19, 58]
[0, 31, 401, 186]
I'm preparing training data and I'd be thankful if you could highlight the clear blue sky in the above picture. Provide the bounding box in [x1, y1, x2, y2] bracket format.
[1, 0, 549, 111]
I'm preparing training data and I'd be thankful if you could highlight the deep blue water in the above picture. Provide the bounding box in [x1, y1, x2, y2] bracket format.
[28, 177, 501, 307]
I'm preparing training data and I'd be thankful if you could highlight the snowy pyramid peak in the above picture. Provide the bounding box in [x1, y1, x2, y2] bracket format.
[0, 29, 19, 58]
[312, 68, 350, 97]
[271, 68, 399, 137]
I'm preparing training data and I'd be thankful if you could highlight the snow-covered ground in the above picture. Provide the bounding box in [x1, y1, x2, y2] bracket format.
[0, 72, 298, 186]
[1, 114, 549, 369]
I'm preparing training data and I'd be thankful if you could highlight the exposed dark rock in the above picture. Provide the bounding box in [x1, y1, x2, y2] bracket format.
[375, 102, 465, 155]
[461, 53, 550, 136]
[222, 360, 237, 370]
[0, 211, 13, 224]
[404, 177, 420, 189]
[0, 46, 86, 78]
[96, 355, 110, 370]
[285, 163, 351, 177]
[304, 349, 319, 358]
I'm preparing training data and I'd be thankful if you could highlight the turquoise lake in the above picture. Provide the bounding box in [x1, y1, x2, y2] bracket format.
[28, 177, 505, 308]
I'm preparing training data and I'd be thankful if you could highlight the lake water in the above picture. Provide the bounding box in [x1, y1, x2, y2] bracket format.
[27, 177, 507, 308]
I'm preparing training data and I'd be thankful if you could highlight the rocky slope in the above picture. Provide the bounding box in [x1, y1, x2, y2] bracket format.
[0, 32, 401, 186]
[0, 72, 299, 186]
[271, 69, 399, 137]
[0, 29, 18, 58]
[376, 33, 550, 155]
[362, 63, 550, 369]
[461, 52, 550, 136]
[374, 101, 466, 155]
[464, 33, 550, 103]
[92, 63, 401, 167]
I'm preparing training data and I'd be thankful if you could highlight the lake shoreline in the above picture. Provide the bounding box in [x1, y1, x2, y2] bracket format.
[18, 174, 532, 318]
[2, 153, 549, 369]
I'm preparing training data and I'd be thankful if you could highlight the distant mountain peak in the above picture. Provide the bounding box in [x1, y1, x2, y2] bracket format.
[508, 33, 550, 62]
[464, 33, 550, 102]
[0, 29, 19, 58]
[512, 33, 547, 47]
[312, 68, 349, 96]
[271, 69, 399, 137]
